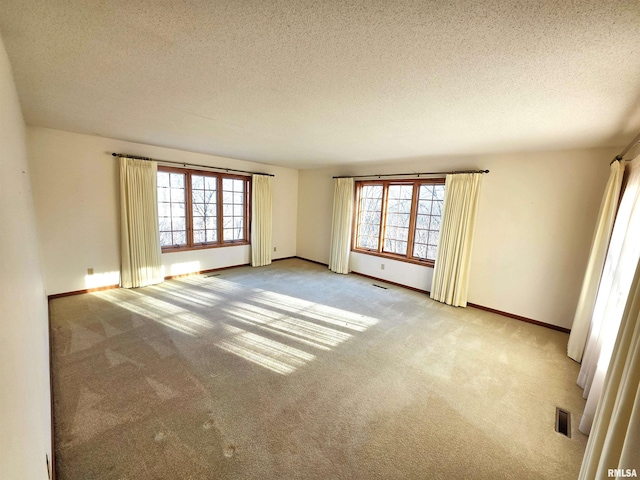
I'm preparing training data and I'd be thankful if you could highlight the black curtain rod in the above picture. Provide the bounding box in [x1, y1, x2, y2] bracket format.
[112, 153, 275, 177]
[333, 169, 489, 179]
[610, 131, 640, 165]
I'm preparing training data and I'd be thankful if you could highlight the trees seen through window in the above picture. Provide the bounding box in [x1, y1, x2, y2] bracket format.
[353, 179, 445, 266]
[157, 167, 249, 251]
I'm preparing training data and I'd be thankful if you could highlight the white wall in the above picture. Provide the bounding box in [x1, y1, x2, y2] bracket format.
[0, 37, 52, 480]
[297, 148, 618, 329]
[28, 127, 298, 295]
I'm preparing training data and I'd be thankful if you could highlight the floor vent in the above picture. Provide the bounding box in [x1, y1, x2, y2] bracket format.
[555, 407, 571, 438]
[372, 284, 388, 289]
[205, 273, 221, 278]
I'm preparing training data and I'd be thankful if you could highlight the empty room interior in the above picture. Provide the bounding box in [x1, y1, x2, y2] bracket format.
[2, 1, 640, 479]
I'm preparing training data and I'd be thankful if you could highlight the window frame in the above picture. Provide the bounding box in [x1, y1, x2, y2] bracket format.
[351, 178, 445, 268]
[158, 166, 251, 253]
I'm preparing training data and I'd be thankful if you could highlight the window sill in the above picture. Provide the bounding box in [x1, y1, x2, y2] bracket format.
[351, 249, 435, 268]
[161, 241, 250, 254]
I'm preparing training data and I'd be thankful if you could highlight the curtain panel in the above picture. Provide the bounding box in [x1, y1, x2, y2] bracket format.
[251, 174, 273, 267]
[579, 258, 640, 479]
[568, 160, 626, 362]
[577, 156, 640, 434]
[430, 173, 482, 307]
[120, 157, 163, 289]
[329, 178, 355, 274]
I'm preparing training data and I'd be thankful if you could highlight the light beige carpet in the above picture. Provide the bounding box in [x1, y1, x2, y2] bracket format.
[50, 258, 587, 479]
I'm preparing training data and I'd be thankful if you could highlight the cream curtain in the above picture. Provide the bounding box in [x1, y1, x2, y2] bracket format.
[251, 174, 273, 267]
[568, 161, 626, 362]
[578, 156, 640, 434]
[120, 157, 163, 289]
[430, 173, 482, 307]
[578, 258, 640, 479]
[329, 177, 355, 274]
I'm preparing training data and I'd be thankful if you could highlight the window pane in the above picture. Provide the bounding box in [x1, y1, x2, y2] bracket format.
[171, 188, 185, 202]
[384, 238, 408, 255]
[416, 214, 429, 229]
[159, 231, 172, 247]
[362, 185, 382, 199]
[383, 185, 412, 255]
[192, 175, 204, 189]
[193, 230, 205, 243]
[173, 203, 185, 217]
[204, 202, 216, 217]
[172, 231, 186, 245]
[191, 174, 218, 246]
[157, 172, 170, 187]
[157, 171, 187, 248]
[384, 239, 408, 255]
[414, 244, 427, 259]
[205, 176, 217, 190]
[222, 177, 245, 241]
[172, 216, 186, 231]
[158, 170, 248, 249]
[170, 173, 184, 188]
[360, 237, 371, 249]
[157, 187, 170, 202]
[356, 184, 383, 250]
[413, 182, 445, 261]
[418, 200, 432, 215]
[420, 185, 433, 198]
[400, 185, 413, 198]
[192, 189, 205, 203]
[386, 226, 397, 240]
[159, 217, 172, 231]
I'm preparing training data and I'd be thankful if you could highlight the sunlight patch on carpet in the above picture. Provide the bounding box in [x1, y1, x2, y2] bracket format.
[94, 273, 380, 374]
[95, 290, 214, 336]
[223, 301, 352, 347]
[217, 325, 316, 374]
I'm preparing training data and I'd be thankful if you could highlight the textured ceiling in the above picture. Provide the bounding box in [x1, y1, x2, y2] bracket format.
[1, 1, 640, 168]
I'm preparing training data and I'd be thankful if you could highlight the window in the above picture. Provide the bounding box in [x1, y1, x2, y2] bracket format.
[157, 167, 250, 251]
[353, 179, 445, 266]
